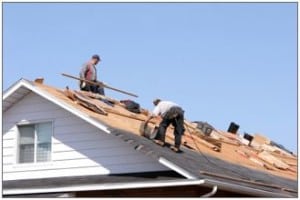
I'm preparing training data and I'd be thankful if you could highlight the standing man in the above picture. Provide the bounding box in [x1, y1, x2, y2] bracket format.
[79, 54, 105, 95]
[145, 99, 185, 152]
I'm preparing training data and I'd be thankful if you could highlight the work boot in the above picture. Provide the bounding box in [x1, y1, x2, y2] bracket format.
[154, 139, 165, 147]
[171, 146, 182, 153]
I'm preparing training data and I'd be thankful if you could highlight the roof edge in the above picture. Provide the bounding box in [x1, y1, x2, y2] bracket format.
[205, 179, 294, 198]
[158, 157, 197, 179]
[3, 78, 30, 100]
[3, 78, 111, 134]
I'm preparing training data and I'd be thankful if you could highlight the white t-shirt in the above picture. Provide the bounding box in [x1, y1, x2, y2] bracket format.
[152, 101, 179, 117]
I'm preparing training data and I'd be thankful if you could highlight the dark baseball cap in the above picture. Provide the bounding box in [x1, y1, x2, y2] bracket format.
[153, 98, 161, 105]
[92, 54, 101, 61]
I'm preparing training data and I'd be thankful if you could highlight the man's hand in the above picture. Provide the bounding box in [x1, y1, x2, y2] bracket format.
[144, 118, 150, 125]
[80, 81, 86, 89]
[145, 115, 153, 125]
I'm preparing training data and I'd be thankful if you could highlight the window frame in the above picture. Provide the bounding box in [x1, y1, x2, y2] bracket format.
[16, 120, 54, 164]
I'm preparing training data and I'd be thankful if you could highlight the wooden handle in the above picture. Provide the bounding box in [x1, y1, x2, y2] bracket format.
[61, 73, 138, 98]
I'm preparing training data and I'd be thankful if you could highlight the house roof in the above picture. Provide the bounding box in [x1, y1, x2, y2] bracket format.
[110, 128, 297, 196]
[2, 78, 298, 197]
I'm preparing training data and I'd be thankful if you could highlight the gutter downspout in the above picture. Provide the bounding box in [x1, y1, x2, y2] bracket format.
[200, 185, 218, 197]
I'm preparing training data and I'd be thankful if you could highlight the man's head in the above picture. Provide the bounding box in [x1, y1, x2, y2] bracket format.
[153, 98, 161, 106]
[91, 54, 101, 65]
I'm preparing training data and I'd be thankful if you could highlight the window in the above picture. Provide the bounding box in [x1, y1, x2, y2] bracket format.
[18, 122, 52, 163]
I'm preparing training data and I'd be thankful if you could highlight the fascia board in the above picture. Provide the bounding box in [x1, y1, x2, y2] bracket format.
[3, 179, 205, 195]
[3, 79, 29, 100]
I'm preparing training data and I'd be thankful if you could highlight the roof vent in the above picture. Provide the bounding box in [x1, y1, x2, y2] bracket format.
[34, 78, 44, 84]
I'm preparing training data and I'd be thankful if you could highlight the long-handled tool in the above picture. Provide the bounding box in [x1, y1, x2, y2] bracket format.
[61, 73, 138, 98]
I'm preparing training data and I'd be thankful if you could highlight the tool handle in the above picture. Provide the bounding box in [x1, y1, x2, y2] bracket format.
[61, 73, 138, 98]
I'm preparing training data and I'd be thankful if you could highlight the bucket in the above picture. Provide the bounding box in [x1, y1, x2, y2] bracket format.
[139, 122, 158, 139]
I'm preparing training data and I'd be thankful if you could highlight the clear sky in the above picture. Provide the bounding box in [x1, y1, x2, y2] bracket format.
[3, 3, 297, 153]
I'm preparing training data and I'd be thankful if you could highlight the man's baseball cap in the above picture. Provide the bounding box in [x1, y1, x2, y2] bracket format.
[92, 54, 101, 61]
[153, 98, 161, 105]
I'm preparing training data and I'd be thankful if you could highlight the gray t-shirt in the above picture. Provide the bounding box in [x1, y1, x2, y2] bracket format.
[79, 61, 97, 81]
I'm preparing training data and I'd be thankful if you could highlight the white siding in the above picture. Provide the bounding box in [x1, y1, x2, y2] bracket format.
[3, 92, 168, 181]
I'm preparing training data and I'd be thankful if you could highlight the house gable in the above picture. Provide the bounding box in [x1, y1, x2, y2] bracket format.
[3, 79, 110, 133]
[3, 82, 168, 181]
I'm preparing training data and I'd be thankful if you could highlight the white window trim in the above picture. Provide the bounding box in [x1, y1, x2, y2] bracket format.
[15, 119, 54, 166]
[12, 161, 54, 169]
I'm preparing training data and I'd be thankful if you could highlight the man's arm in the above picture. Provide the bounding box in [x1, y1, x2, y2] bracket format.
[79, 64, 89, 89]
[145, 105, 161, 124]
[79, 64, 89, 79]
[145, 115, 155, 125]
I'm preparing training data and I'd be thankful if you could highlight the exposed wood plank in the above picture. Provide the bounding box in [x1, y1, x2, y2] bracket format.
[248, 157, 265, 168]
[253, 134, 271, 145]
[272, 146, 295, 158]
[64, 88, 107, 115]
[74, 90, 108, 115]
[269, 151, 297, 161]
[78, 90, 121, 105]
[239, 147, 278, 171]
[183, 133, 221, 152]
[258, 151, 289, 170]
[104, 107, 148, 122]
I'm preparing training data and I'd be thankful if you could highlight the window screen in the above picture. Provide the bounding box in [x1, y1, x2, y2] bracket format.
[18, 122, 52, 163]
[36, 122, 52, 162]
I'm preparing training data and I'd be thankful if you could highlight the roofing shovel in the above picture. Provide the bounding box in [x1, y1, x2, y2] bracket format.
[61, 73, 138, 98]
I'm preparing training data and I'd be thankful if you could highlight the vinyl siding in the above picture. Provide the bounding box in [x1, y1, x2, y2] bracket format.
[3, 92, 168, 181]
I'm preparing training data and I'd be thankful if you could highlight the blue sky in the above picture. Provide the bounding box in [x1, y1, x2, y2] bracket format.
[3, 3, 297, 153]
